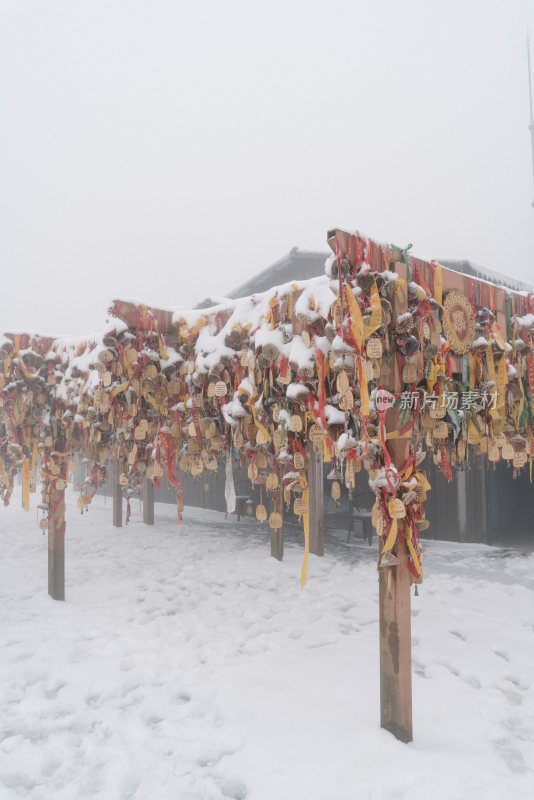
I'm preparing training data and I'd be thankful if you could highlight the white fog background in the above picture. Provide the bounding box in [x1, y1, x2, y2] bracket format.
[2, 0, 534, 335]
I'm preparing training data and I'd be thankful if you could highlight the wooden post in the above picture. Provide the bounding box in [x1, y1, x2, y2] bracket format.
[113, 460, 122, 528]
[48, 480, 65, 601]
[379, 440, 412, 742]
[479, 454, 489, 543]
[143, 476, 154, 525]
[308, 443, 324, 556]
[270, 467, 284, 560]
[379, 261, 413, 743]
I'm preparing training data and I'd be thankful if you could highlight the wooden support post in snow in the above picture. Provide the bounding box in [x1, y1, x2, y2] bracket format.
[379, 436, 412, 741]
[308, 443, 324, 556]
[379, 262, 413, 742]
[113, 461, 122, 528]
[143, 476, 154, 525]
[48, 480, 65, 601]
[270, 466, 284, 561]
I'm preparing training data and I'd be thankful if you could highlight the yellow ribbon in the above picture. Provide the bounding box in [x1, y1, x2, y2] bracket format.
[484, 347, 499, 420]
[491, 323, 508, 351]
[497, 354, 508, 411]
[405, 522, 422, 577]
[381, 514, 398, 555]
[300, 489, 310, 588]
[486, 346, 496, 382]
[358, 357, 370, 417]
[31, 440, 38, 493]
[251, 405, 271, 443]
[0, 457, 8, 487]
[515, 377, 525, 430]
[344, 285, 364, 352]
[468, 352, 476, 390]
[152, 320, 169, 361]
[266, 296, 278, 329]
[177, 316, 208, 342]
[111, 380, 131, 397]
[386, 430, 412, 440]
[427, 361, 439, 394]
[144, 391, 168, 416]
[415, 471, 431, 492]
[363, 281, 381, 339]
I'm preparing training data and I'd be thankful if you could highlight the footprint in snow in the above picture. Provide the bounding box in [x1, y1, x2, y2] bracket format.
[143, 714, 163, 728]
[493, 648, 510, 662]
[120, 682, 141, 698]
[442, 660, 481, 688]
[494, 678, 524, 705]
[117, 693, 144, 710]
[339, 623, 360, 635]
[41, 758, 61, 778]
[12, 650, 33, 663]
[440, 661, 460, 678]
[449, 630, 467, 642]
[86, 691, 101, 708]
[463, 673, 481, 689]
[505, 675, 528, 691]
[42, 681, 66, 700]
[220, 777, 248, 799]
[493, 739, 526, 774]
[413, 660, 429, 679]
[197, 747, 234, 768]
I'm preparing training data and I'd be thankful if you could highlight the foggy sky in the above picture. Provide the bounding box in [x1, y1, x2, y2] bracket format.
[2, 0, 534, 336]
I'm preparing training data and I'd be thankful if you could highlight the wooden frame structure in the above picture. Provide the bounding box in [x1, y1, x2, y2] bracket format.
[2, 226, 534, 744]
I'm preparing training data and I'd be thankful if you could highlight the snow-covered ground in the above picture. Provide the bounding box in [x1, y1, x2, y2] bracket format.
[1, 492, 533, 800]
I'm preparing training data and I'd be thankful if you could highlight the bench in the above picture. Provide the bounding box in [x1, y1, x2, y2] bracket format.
[235, 495, 253, 522]
[324, 508, 373, 545]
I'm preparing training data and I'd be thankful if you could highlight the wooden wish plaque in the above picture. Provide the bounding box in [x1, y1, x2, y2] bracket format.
[442, 290, 475, 355]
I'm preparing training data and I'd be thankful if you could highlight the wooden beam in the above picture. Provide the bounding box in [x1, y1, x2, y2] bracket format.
[109, 299, 175, 335]
[308, 443, 324, 556]
[113, 461, 122, 528]
[380, 262, 413, 743]
[48, 481, 65, 601]
[143, 476, 155, 525]
[270, 464, 284, 559]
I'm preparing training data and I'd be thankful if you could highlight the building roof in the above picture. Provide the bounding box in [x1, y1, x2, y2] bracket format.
[195, 247, 533, 310]
[227, 247, 328, 299]
[439, 259, 533, 295]
[195, 247, 328, 309]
